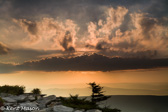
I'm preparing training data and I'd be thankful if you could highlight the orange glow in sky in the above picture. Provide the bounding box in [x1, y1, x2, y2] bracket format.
[0, 68, 168, 89]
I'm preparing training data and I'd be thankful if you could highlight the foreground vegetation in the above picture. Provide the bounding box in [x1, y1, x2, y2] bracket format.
[60, 94, 121, 112]
[60, 82, 121, 112]
[60, 95, 98, 110]
[0, 83, 121, 112]
[31, 88, 41, 95]
[0, 85, 25, 95]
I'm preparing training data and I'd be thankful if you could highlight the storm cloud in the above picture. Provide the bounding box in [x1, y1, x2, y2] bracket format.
[0, 0, 168, 65]
[15, 18, 78, 51]
[61, 31, 75, 52]
[1, 53, 168, 73]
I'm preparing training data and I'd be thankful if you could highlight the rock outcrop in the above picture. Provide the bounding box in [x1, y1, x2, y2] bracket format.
[0, 93, 102, 112]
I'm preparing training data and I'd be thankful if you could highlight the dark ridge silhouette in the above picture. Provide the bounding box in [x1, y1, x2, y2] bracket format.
[17, 53, 168, 71]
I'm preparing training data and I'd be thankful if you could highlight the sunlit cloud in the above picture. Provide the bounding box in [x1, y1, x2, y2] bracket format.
[85, 6, 168, 58]
[15, 18, 79, 52]
[0, 1, 168, 60]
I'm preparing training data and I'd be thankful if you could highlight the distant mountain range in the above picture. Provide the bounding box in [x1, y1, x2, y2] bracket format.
[42, 86, 168, 97]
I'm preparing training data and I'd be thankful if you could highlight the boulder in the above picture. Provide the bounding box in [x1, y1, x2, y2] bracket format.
[19, 102, 38, 107]
[0, 93, 11, 97]
[43, 107, 53, 112]
[3, 111, 20, 112]
[3, 102, 15, 106]
[47, 102, 57, 108]
[2, 97, 17, 103]
[37, 95, 56, 109]
[53, 105, 74, 112]
[32, 111, 46, 112]
[86, 109, 102, 112]
[13, 95, 28, 102]
[32, 107, 52, 112]
[74, 110, 84, 112]
[32, 110, 47, 112]
[19, 102, 39, 111]
[28, 95, 36, 101]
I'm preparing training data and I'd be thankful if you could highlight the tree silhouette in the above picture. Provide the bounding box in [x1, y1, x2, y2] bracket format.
[31, 88, 41, 95]
[88, 82, 110, 103]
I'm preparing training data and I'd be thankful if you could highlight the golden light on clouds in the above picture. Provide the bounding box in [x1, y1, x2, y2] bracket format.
[0, 0, 168, 98]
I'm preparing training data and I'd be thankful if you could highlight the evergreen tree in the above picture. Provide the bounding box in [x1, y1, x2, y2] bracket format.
[88, 82, 110, 103]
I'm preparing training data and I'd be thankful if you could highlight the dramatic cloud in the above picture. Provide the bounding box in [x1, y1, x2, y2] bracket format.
[1, 53, 168, 73]
[14, 18, 78, 52]
[0, 42, 10, 55]
[0, 0, 168, 59]
[18, 19, 39, 42]
[85, 6, 168, 58]
[60, 31, 75, 52]
[86, 6, 128, 46]
[1, 0, 168, 75]
[15, 18, 78, 52]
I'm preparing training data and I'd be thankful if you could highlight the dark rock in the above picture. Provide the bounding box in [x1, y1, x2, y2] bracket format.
[53, 105, 74, 112]
[37, 95, 56, 109]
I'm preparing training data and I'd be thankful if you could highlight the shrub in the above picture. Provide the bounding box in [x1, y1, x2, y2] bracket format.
[60, 94, 98, 110]
[60, 94, 121, 112]
[31, 88, 41, 95]
[0, 85, 25, 95]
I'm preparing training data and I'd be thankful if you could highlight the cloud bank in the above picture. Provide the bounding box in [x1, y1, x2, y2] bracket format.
[1, 53, 168, 73]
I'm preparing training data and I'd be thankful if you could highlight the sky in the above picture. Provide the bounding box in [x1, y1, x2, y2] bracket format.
[0, 69, 168, 96]
[0, 0, 168, 71]
[0, 0, 168, 95]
